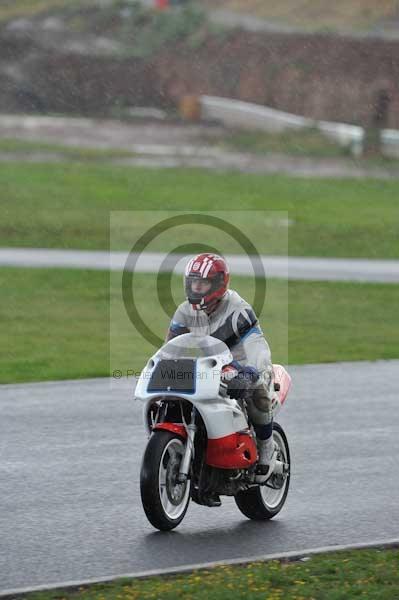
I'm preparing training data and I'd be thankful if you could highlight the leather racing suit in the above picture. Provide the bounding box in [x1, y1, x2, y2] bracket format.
[165, 289, 276, 438]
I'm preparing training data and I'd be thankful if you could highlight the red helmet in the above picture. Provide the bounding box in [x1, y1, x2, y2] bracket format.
[184, 253, 229, 311]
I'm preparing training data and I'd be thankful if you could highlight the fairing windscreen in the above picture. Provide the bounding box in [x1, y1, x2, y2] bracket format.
[156, 333, 231, 360]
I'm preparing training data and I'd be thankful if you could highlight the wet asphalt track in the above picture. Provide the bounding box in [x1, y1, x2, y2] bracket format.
[1, 360, 399, 593]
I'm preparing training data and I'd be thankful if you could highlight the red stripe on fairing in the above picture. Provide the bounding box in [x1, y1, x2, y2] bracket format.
[206, 431, 257, 469]
[153, 423, 187, 439]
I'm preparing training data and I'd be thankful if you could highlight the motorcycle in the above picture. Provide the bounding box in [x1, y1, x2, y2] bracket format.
[135, 333, 292, 531]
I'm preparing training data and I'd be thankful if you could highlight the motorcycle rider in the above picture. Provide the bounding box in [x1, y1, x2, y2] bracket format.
[165, 252, 278, 481]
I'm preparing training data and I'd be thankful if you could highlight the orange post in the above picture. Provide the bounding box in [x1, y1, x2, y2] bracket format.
[179, 96, 201, 121]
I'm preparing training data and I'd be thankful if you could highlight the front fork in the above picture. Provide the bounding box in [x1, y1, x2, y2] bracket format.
[178, 407, 197, 482]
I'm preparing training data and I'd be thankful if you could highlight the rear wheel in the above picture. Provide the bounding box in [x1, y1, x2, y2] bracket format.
[140, 431, 191, 531]
[234, 422, 290, 520]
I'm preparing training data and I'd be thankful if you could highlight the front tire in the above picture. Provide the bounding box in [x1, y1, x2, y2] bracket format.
[140, 431, 191, 531]
[235, 422, 290, 520]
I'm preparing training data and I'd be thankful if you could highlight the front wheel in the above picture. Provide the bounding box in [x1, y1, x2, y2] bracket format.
[235, 422, 290, 520]
[140, 431, 191, 531]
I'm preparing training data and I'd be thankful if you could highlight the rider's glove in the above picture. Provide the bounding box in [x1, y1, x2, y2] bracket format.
[227, 366, 259, 400]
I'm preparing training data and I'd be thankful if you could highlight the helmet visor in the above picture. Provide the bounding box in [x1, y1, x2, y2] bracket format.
[184, 275, 212, 301]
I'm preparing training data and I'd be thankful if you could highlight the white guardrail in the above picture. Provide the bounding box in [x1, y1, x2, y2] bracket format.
[199, 95, 399, 158]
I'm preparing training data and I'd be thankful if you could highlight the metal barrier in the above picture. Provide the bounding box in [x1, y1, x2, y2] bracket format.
[199, 95, 399, 157]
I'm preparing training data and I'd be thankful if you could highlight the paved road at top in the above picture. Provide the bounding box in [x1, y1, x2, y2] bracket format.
[1, 360, 399, 593]
[207, 8, 399, 39]
[1, 248, 399, 283]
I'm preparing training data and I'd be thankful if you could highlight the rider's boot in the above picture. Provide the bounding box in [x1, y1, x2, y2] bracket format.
[204, 493, 222, 507]
[255, 436, 278, 482]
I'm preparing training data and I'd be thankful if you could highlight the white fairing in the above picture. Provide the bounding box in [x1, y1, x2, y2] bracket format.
[134, 334, 249, 439]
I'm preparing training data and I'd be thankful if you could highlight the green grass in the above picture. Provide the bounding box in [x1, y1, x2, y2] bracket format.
[214, 127, 399, 168]
[21, 547, 399, 600]
[1, 268, 398, 384]
[3, 128, 397, 164]
[0, 138, 135, 161]
[213, 127, 351, 158]
[1, 163, 399, 258]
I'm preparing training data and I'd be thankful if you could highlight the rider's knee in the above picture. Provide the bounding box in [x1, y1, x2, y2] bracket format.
[252, 385, 272, 413]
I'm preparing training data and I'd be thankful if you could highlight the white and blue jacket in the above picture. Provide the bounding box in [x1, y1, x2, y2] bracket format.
[166, 289, 272, 377]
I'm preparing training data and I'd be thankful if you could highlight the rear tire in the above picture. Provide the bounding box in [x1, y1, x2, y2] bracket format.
[140, 431, 191, 531]
[234, 422, 290, 520]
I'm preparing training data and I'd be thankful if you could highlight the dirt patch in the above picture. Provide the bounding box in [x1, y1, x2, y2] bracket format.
[0, 4, 399, 126]
[4, 31, 399, 126]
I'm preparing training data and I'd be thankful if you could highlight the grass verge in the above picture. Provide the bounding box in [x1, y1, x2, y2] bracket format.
[3, 129, 398, 164]
[18, 547, 399, 600]
[1, 268, 398, 384]
[1, 163, 399, 258]
[212, 127, 351, 158]
[212, 127, 399, 167]
[0, 138, 135, 161]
